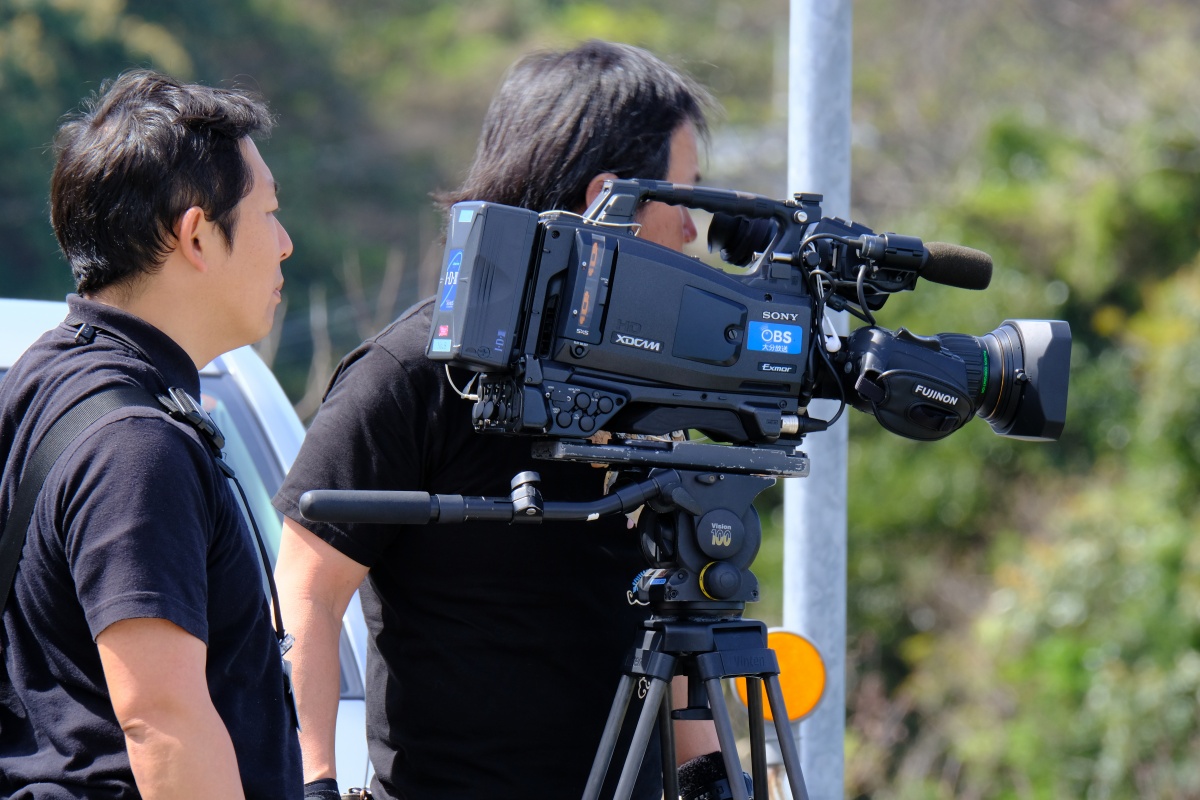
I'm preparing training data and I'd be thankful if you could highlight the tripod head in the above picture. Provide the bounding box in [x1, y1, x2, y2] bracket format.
[627, 467, 771, 611]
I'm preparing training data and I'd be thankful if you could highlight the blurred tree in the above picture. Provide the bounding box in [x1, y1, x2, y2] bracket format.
[839, 2, 1200, 795]
[0, 0, 788, 399]
[0, 1, 193, 300]
[862, 259, 1200, 799]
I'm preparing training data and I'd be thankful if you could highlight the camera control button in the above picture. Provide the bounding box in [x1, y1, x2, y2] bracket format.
[556, 411, 573, 429]
[578, 416, 595, 433]
[575, 394, 592, 410]
[597, 397, 614, 414]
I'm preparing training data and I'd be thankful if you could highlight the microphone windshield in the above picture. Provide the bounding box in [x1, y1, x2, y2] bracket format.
[922, 242, 993, 290]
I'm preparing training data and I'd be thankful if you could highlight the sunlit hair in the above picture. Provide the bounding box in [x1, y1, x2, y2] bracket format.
[438, 40, 716, 216]
[50, 70, 274, 294]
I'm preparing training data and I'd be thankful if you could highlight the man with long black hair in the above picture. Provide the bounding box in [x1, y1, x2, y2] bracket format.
[0, 71, 301, 798]
[274, 40, 722, 800]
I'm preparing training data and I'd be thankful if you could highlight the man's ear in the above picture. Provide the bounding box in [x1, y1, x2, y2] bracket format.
[583, 172, 620, 211]
[175, 206, 213, 272]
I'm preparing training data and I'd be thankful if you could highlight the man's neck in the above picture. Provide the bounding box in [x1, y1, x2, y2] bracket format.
[84, 283, 216, 368]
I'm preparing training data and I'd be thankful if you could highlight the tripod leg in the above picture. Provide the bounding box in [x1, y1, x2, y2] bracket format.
[746, 677, 769, 799]
[582, 674, 637, 800]
[703, 677, 751, 800]
[612, 677, 670, 800]
[658, 681, 679, 800]
[763, 675, 810, 800]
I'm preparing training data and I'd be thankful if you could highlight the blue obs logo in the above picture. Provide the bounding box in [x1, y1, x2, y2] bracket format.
[439, 250, 462, 312]
[748, 321, 803, 355]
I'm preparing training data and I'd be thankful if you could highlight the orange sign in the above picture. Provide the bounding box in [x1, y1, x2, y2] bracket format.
[733, 630, 825, 721]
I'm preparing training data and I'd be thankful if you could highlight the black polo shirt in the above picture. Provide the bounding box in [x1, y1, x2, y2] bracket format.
[274, 299, 661, 800]
[0, 295, 301, 799]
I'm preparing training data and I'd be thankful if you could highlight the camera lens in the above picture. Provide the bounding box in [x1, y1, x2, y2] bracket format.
[707, 212, 778, 267]
[977, 325, 1025, 432]
[940, 320, 1071, 441]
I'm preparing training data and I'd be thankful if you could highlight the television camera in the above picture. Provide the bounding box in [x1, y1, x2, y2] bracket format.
[426, 178, 1070, 448]
[301, 179, 1070, 800]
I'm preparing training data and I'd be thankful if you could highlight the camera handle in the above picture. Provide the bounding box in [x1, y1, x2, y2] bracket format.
[299, 469, 669, 527]
[583, 178, 799, 230]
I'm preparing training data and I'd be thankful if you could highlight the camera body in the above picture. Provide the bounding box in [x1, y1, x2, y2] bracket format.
[427, 179, 1070, 446]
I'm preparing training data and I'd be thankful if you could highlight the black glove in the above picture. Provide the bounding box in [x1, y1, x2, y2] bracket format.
[677, 751, 755, 800]
[303, 778, 342, 800]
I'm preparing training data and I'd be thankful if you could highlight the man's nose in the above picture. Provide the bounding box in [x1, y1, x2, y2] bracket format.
[278, 219, 294, 261]
[682, 209, 697, 245]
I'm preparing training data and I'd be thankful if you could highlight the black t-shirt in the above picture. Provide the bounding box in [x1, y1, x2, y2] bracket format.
[274, 299, 661, 800]
[0, 296, 302, 799]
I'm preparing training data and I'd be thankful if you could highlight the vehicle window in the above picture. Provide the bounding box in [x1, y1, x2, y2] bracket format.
[199, 384, 285, 562]
[199, 375, 365, 700]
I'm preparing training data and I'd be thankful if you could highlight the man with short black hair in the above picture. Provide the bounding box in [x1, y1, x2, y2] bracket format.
[0, 70, 301, 799]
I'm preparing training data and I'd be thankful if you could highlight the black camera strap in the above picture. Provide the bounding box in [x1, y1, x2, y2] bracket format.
[0, 382, 288, 634]
[0, 324, 294, 690]
[0, 384, 152, 612]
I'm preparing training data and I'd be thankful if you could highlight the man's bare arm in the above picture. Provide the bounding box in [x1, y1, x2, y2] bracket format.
[97, 617, 244, 799]
[672, 675, 722, 763]
[274, 516, 370, 782]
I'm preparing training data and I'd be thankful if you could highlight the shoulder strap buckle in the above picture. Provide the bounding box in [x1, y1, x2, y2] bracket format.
[157, 387, 226, 452]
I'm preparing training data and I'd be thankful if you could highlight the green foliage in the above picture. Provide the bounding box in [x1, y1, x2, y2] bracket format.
[842, 5, 1200, 794]
[0, 0, 786, 395]
[0, 0, 192, 299]
[890, 414, 1200, 798]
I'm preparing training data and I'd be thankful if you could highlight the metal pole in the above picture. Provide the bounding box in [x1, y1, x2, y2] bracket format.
[783, 1, 852, 797]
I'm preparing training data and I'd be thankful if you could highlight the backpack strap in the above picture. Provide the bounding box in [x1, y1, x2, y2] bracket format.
[0, 385, 156, 610]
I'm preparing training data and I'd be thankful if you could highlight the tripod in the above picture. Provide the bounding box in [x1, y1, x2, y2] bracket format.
[552, 442, 810, 800]
[582, 613, 809, 800]
[299, 439, 813, 800]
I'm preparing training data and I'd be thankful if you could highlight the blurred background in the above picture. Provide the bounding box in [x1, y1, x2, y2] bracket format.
[4, 1, 1200, 796]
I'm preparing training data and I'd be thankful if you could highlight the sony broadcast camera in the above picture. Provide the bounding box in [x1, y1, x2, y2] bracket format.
[424, 179, 1070, 449]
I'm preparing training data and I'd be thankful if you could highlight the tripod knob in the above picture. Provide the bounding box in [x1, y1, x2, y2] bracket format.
[697, 509, 744, 559]
[699, 561, 742, 600]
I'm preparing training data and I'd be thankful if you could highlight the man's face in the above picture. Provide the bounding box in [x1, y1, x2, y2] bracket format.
[635, 123, 701, 253]
[211, 138, 292, 347]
